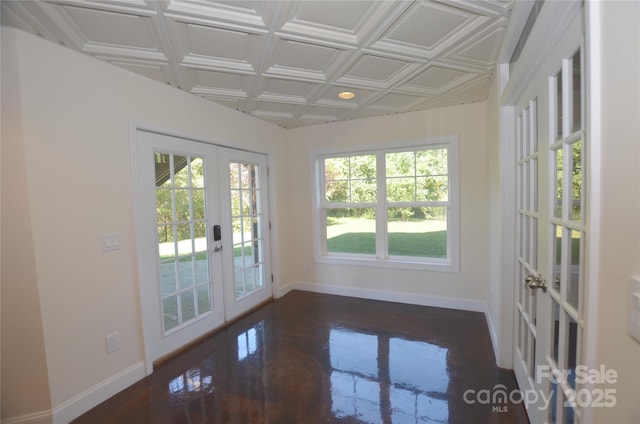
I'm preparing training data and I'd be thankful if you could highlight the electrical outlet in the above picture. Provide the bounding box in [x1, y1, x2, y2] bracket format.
[106, 332, 121, 353]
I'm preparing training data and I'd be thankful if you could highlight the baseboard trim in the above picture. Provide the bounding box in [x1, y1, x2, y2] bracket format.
[1, 410, 52, 424]
[291, 280, 487, 313]
[50, 361, 146, 424]
[484, 307, 500, 364]
[276, 280, 296, 298]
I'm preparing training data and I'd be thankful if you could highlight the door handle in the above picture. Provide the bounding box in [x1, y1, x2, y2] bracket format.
[525, 274, 547, 292]
[214, 245, 223, 253]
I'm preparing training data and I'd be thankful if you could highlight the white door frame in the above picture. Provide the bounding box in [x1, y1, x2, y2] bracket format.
[129, 121, 275, 374]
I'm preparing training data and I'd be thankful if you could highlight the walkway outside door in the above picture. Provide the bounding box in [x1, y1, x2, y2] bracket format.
[509, 5, 586, 423]
[134, 130, 272, 368]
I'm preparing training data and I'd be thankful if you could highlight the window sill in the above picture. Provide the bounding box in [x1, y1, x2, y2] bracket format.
[315, 255, 459, 273]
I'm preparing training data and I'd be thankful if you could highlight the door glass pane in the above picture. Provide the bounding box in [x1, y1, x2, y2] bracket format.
[178, 256, 194, 290]
[553, 224, 562, 294]
[567, 230, 581, 310]
[518, 164, 524, 210]
[564, 403, 575, 424]
[175, 190, 190, 221]
[176, 223, 193, 255]
[530, 217, 538, 268]
[531, 158, 538, 212]
[163, 295, 179, 332]
[160, 259, 177, 296]
[549, 389, 576, 424]
[388, 207, 446, 259]
[550, 381, 558, 423]
[192, 190, 205, 220]
[181, 289, 196, 322]
[554, 148, 563, 218]
[520, 215, 526, 258]
[519, 265, 526, 306]
[522, 316, 529, 363]
[530, 99, 538, 153]
[531, 277, 538, 325]
[528, 332, 536, 378]
[197, 284, 211, 314]
[522, 108, 529, 158]
[571, 50, 582, 132]
[190, 157, 205, 188]
[566, 314, 579, 390]
[230, 162, 265, 300]
[524, 161, 530, 210]
[155, 152, 212, 333]
[551, 300, 560, 364]
[525, 216, 530, 264]
[174, 156, 189, 187]
[518, 314, 525, 355]
[570, 140, 582, 221]
[556, 71, 563, 140]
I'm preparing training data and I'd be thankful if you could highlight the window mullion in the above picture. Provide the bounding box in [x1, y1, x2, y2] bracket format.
[376, 152, 387, 259]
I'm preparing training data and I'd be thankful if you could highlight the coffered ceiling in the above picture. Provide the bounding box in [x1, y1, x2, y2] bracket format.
[1, 0, 513, 128]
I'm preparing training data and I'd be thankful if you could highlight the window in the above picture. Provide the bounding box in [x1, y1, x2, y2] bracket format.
[316, 138, 459, 271]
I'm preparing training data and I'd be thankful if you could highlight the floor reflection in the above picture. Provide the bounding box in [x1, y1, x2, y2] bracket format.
[237, 320, 264, 361]
[166, 355, 215, 422]
[168, 365, 214, 396]
[329, 327, 450, 423]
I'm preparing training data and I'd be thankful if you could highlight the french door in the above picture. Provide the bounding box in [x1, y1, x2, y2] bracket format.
[218, 148, 272, 321]
[511, 6, 586, 424]
[135, 130, 272, 366]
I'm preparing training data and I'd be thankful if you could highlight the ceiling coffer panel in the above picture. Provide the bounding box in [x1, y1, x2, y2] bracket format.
[0, 0, 513, 128]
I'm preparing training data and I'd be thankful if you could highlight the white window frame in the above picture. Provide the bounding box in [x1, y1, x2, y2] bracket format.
[313, 136, 459, 272]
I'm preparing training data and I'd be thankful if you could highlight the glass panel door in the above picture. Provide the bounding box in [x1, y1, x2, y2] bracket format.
[219, 148, 272, 321]
[546, 43, 585, 424]
[155, 153, 212, 333]
[513, 93, 549, 424]
[136, 131, 225, 365]
[509, 5, 585, 423]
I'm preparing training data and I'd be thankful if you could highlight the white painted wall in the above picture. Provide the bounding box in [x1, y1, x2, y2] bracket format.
[285, 103, 491, 310]
[485, 72, 513, 367]
[1, 27, 290, 422]
[586, 2, 640, 422]
[1, 28, 53, 421]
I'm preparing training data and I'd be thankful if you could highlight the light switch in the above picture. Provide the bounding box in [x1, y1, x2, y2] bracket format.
[102, 233, 121, 252]
[628, 276, 640, 344]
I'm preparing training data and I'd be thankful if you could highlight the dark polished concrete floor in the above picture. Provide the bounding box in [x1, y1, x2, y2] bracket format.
[74, 290, 529, 423]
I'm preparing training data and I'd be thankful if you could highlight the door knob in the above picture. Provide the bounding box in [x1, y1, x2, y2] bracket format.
[525, 274, 547, 292]
[213, 245, 223, 253]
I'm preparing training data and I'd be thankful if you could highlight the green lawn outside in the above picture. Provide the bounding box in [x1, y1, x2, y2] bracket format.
[326, 218, 447, 258]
